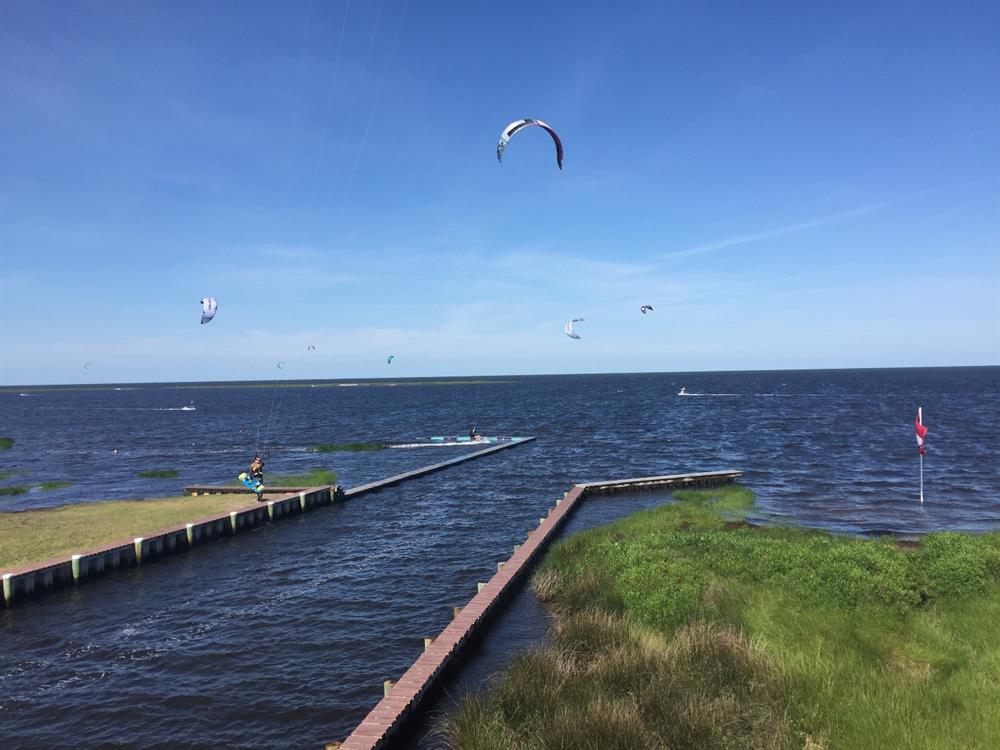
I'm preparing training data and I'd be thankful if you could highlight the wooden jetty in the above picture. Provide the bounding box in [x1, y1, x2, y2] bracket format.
[1, 437, 535, 609]
[329, 469, 743, 750]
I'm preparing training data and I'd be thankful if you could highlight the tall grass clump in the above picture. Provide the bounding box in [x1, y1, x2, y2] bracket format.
[446, 485, 1000, 750]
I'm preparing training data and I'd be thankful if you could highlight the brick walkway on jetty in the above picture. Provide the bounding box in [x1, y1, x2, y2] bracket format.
[329, 469, 742, 750]
[1, 437, 535, 609]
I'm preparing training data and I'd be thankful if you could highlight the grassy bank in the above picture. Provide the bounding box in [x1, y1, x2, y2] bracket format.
[448, 486, 1000, 749]
[0, 493, 256, 570]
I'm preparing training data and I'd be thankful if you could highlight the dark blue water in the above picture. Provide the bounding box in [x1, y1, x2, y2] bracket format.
[0, 368, 998, 748]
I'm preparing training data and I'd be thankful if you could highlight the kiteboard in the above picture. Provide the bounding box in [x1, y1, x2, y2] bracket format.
[238, 472, 263, 494]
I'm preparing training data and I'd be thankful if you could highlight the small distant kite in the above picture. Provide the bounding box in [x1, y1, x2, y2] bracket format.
[84, 362, 92, 369]
[277, 361, 287, 369]
[564, 318, 584, 340]
[307, 345, 316, 351]
[386, 355, 395, 364]
[497, 119, 564, 169]
[200, 297, 218, 325]
[640, 305, 653, 315]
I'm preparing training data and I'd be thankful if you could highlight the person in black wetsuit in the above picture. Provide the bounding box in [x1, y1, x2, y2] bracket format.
[469, 424, 480, 440]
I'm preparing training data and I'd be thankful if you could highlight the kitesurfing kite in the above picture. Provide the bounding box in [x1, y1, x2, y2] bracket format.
[200, 297, 218, 325]
[84, 362, 92, 369]
[277, 361, 287, 369]
[564, 318, 584, 340]
[640, 305, 653, 315]
[386, 355, 395, 364]
[497, 119, 564, 169]
[307, 345, 316, 351]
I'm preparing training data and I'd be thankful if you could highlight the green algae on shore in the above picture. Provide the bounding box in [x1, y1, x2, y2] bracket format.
[137, 469, 179, 479]
[447, 486, 1000, 750]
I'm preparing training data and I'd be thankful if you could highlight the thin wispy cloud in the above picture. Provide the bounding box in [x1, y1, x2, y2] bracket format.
[658, 200, 893, 259]
[658, 179, 996, 260]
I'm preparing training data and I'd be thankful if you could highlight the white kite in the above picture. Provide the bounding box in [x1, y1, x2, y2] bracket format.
[200, 297, 218, 325]
[564, 318, 584, 339]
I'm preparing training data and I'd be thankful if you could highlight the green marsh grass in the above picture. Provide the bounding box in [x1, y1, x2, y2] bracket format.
[137, 469, 179, 479]
[310, 442, 383, 453]
[447, 486, 1000, 750]
[38, 481, 73, 491]
[0, 437, 14, 449]
[264, 469, 337, 486]
[0, 486, 28, 497]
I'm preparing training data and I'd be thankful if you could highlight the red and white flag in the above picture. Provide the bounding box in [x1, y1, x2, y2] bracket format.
[915, 407, 928, 457]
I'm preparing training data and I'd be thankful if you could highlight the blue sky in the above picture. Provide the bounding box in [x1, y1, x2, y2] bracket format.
[1, 0, 997, 385]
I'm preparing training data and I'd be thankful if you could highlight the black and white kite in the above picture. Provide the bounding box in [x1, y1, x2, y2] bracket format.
[497, 119, 564, 169]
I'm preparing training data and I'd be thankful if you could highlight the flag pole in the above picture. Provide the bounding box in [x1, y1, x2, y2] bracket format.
[919, 452, 924, 504]
[917, 405, 925, 504]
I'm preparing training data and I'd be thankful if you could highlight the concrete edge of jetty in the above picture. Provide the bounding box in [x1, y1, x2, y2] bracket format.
[0, 437, 536, 609]
[329, 469, 743, 750]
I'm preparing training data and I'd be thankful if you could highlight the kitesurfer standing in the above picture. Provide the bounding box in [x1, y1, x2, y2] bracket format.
[469, 424, 480, 440]
[249, 454, 264, 499]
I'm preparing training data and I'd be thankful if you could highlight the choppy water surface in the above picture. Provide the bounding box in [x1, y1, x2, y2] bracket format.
[0, 368, 997, 748]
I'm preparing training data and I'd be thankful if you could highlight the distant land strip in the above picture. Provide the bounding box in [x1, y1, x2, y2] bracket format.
[0, 379, 520, 393]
